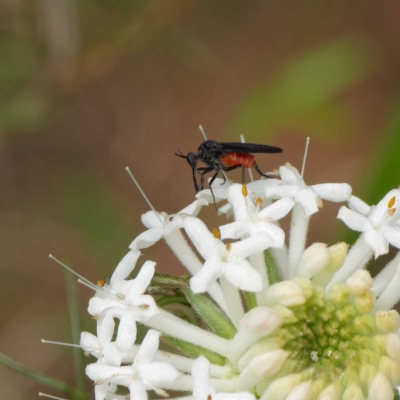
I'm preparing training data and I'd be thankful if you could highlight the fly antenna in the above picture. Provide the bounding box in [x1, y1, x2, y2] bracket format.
[240, 134, 254, 182]
[300, 137, 310, 179]
[125, 167, 165, 226]
[199, 124, 208, 140]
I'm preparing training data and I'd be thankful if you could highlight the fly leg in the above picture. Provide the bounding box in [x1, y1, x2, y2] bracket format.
[196, 167, 214, 192]
[254, 162, 277, 179]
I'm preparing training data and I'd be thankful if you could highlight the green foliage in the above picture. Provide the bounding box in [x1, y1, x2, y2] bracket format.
[230, 38, 377, 142]
[62, 174, 133, 269]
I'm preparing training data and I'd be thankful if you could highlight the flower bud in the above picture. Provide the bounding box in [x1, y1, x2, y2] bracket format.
[346, 270, 373, 295]
[376, 310, 400, 332]
[263, 281, 306, 307]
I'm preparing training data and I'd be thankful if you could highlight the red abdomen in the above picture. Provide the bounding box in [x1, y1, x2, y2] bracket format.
[220, 152, 255, 168]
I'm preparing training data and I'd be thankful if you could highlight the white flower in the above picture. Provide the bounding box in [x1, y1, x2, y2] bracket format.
[265, 163, 352, 217]
[219, 184, 294, 247]
[130, 199, 208, 251]
[338, 189, 400, 257]
[184, 216, 272, 292]
[88, 259, 158, 352]
[86, 330, 179, 400]
[191, 356, 255, 400]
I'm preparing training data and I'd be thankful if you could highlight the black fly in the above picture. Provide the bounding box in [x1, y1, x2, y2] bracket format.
[176, 140, 282, 205]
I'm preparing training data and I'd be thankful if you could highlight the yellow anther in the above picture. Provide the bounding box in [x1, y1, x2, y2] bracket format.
[388, 196, 396, 208]
[317, 197, 324, 209]
[388, 208, 396, 217]
[213, 227, 220, 239]
[256, 197, 263, 207]
[226, 242, 232, 251]
[242, 184, 248, 197]
[97, 279, 105, 287]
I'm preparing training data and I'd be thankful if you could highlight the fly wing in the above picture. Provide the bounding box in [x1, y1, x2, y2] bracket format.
[217, 142, 283, 154]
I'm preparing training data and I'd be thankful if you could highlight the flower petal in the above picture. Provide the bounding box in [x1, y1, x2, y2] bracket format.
[257, 197, 295, 221]
[129, 228, 164, 251]
[364, 229, 389, 258]
[369, 189, 400, 226]
[337, 206, 374, 233]
[111, 250, 141, 283]
[223, 260, 262, 291]
[116, 311, 137, 352]
[135, 329, 160, 367]
[382, 225, 400, 250]
[219, 220, 253, 240]
[141, 210, 166, 229]
[230, 232, 272, 259]
[228, 184, 256, 221]
[190, 256, 224, 293]
[265, 185, 300, 200]
[179, 198, 208, 216]
[348, 195, 371, 215]
[295, 188, 319, 216]
[184, 216, 219, 260]
[312, 183, 352, 202]
[125, 261, 155, 302]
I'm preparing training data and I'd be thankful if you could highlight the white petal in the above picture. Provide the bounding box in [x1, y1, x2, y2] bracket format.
[130, 295, 159, 321]
[247, 178, 280, 195]
[382, 225, 400, 250]
[220, 220, 253, 240]
[102, 342, 124, 366]
[348, 195, 371, 215]
[192, 356, 214, 398]
[94, 382, 109, 400]
[279, 165, 299, 183]
[190, 256, 225, 293]
[111, 250, 141, 283]
[369, 189, 400, 227]
[98, 313, 116, 344]
[257, 197, 295, 221]
[215, 393, 255, 400]
[312, 183, 352, 202]
[129, 228, 164, 251]
[125, 261, 155, 302]
[230, 232, 272, 259]
[140, 361, 180, 388]
[265, 185, 300, 200]
[179, 198, 208, 216]
[116, 312, 137, 352]
[249, 222, 285, 248]
[135, 329, 160, 367]
[183, 217, 219, 260]
[80, 331, 100, 352]
[129, 381, 147, 400]
[364, 230, 389, 258]
[295, 188, 319, 216]
[367, 372, 393, 400]
[337, 206, 374, 233]
[141, 211, 165, 229]
[228, 183, 256, 220]
[286, 381, 312, 400]
[223, 260, 262, 291]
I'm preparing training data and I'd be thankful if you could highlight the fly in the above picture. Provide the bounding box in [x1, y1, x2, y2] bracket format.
[176, 140, 282, 205]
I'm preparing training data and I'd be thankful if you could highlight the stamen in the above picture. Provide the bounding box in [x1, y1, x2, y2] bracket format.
[242, 184, 248, 197]
[300, 137, 310, 179]
[38, 393, 68, 400]
[240, 134, 254, 182]
[41, 339, 81, 348]
[226, 243, 231, 251]
[97, 279, 105, 287]
[388, 208, 396, 217]
[213, 227, 220, 239]
[48, 254, 97, 290]
[388, 196, 396, 208]
[199, 124, 208, 140]
[77, 278, 101, 292]
[125, 167, 165, 226]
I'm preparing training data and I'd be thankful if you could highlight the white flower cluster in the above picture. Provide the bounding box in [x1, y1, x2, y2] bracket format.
[80, 162, 400, 400]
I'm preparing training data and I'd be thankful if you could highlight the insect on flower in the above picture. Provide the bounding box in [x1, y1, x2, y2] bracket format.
[176, 140, 283, 204]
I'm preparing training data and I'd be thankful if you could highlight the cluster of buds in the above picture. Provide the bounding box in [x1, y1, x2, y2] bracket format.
[80, 162, 400, 400]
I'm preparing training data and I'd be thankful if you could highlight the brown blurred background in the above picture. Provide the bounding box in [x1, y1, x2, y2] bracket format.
[2, 1, 400, 398]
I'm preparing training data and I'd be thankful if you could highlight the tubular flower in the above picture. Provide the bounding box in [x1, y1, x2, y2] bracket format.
[81, 161, 400, 400]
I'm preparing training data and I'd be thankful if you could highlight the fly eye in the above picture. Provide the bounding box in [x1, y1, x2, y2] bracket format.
[186, 152, 197, 169]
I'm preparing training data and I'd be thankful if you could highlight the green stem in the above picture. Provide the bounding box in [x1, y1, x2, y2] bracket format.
[0, 351, 88, 400]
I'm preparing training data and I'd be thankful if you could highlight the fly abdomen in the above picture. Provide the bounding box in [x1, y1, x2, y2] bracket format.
[220, 152, 255, 168]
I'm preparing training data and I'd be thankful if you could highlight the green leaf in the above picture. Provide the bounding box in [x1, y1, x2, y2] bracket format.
[230, 38, 376, 142]
[0, 351, 88, 400]
[265, 250, 281, 285]
[182, 286, 237, 339]
[242, 290, 257, 311]
[64, 271, 85, 392]
[147, 273, 189, 294]
[161, 336, 226, 366]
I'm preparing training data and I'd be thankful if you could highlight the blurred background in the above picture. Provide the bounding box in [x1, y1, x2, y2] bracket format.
[1, 0, 400, 398]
